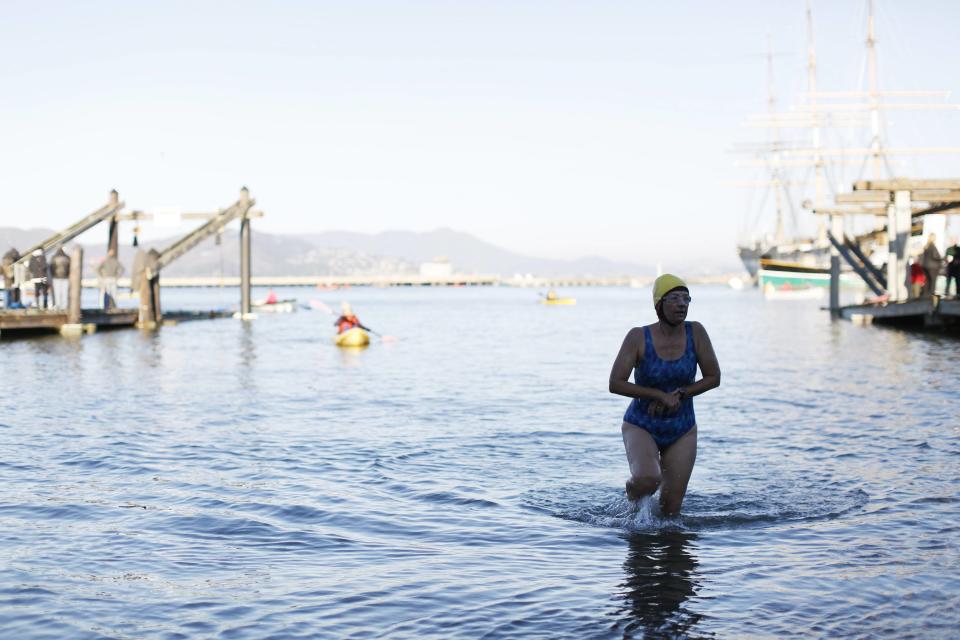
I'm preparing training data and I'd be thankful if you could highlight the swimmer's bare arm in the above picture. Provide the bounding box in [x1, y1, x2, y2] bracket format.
[609, 327, 680, 410]
[680, 321, 721, 399]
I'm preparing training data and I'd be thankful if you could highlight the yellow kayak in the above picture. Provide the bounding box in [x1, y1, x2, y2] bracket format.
[539, 298, 576, 305]
[335, 327, 370, 347]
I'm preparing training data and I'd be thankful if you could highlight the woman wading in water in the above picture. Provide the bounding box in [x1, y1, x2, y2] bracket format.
[609, 274, 721, 515]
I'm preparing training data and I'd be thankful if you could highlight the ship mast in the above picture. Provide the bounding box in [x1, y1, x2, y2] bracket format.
[807, 1, 827, 243]
[865, 0, 884, 180]
[767, 34, 785, 244]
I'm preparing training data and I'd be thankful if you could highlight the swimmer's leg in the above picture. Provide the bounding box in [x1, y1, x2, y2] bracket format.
[621, 422, 661, 501]
[658, 425, 698, 515]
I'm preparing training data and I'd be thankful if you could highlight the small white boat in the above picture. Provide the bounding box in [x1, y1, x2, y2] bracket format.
[252, 298, 298, 313]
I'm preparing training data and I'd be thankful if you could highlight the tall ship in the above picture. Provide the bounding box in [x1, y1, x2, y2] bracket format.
[735, 1, 958, 298]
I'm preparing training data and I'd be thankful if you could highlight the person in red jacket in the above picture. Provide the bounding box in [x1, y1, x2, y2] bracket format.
[334, 302, 369, 334]
[909, 260, 926, 299]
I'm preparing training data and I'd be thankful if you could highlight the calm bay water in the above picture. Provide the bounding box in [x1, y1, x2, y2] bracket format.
[1, 285, 957, 638]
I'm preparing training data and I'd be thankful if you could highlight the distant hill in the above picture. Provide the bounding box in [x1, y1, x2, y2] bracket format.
[0, 226, 651, 277]
[299, 228, 651, 276]
[0, 227, 56, 254]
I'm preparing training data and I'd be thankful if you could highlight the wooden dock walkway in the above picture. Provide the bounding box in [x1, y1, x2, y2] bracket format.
[840, 295, 960, 329]
[0, 307, 234, 338]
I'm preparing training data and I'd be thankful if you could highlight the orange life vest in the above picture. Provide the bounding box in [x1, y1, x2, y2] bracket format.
[337, 315, 360, 334]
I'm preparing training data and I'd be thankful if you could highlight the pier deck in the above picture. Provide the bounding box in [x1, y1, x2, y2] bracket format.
[840, 295, 960, 329]
[0, 307, 233, 338]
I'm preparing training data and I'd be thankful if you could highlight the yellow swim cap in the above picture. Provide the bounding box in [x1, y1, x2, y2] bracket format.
[652, 274, 688, 305]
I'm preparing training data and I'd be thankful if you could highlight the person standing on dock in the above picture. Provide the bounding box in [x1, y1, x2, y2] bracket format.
[909, 259, 926, 299]
[27, 249, 49, 309]
[50, 247, 71, 310]
[945, 239, 960, 297]
[1, 247, 20, 308]
[98, 248, 125, 309]
[921, 234, 943, 297]
[609, 274, 721, 516]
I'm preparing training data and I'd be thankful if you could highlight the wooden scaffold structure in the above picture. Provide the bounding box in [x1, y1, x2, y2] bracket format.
[0, 187, 263, 338]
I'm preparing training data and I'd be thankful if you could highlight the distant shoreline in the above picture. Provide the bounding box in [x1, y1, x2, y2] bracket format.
[77, 273, 747, 288]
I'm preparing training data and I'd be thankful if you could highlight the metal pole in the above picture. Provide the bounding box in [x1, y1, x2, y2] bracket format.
[239, 187, 252, 318]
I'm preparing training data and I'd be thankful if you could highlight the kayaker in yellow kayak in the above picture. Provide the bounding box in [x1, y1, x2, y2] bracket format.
[334, 302, 370, 335]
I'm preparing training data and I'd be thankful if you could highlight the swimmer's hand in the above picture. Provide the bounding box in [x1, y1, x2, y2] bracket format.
[648, 390, 682, 417]
[660, 389, 682, 412]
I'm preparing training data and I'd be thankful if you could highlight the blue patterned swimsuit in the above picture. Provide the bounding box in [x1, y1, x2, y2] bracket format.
[623, 322, 697, 451]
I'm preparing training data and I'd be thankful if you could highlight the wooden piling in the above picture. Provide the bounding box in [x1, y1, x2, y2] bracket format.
[138, 272, 155, 328]
[885, 190, 912, 302]
[61, 246, 84, 336]
[152, 275, 161, 323]
[138, 249, 162, 329]
[68, 246, 82, 324]
[828, 214, 843, 317]
[239, 187, 253, 318]
[107, 189, 120, 258]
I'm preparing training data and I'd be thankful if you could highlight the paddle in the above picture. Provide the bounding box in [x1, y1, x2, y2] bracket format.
[361, 325, 397, 342]
[308, 300, 397, 342]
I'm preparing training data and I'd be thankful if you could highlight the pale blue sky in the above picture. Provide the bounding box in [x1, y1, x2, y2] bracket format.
[1, 1, 958, 269]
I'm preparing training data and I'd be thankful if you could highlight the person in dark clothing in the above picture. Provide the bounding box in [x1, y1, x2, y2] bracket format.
[2, 247, 20, 308]
[50, 247, 71, 310]
[946, 239, 960, 297]
[97, 249, 125, 309]
[920, 234, 943, 297]
[27, 249, 49, 309]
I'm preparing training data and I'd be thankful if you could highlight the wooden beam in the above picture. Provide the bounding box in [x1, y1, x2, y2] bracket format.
[116, 210, 264, 221]
[15, 195, 124, 268]
[837, 190, 960, 204]
[152, 199, 256, 273]
[835, 191, 893, 204]
[815, 204, 960, 216]
[854, 178, 960, 191]
[911, 202, 960, 217]
[813, 208, 889, 217]
[909, 190, 960, 202]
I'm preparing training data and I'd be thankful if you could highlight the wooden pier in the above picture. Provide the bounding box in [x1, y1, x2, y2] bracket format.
[841, 295, 960, 329]
[817, 178, 960, 329]
[0, 307, 235, 338]
[1, 187, 261, 339]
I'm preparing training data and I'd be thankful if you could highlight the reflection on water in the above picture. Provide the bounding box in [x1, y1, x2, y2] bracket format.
[238, 321, 257, 391]
[617, 531, 703, 638]
[238, 321, 257, 367]
[337, 344, 368, 367]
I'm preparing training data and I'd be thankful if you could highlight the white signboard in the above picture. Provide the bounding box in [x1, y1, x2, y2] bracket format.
[153, 207, 182, 228]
